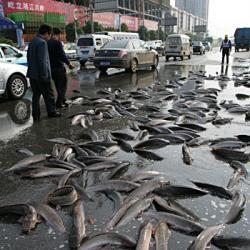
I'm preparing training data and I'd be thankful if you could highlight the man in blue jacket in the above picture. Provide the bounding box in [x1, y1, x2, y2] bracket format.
[220, 35, 232, 65]
[27, 24, 62, 121]
[47, 27, 74, 108]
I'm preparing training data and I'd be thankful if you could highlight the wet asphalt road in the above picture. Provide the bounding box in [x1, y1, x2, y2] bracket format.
[1, 48, 250, 249]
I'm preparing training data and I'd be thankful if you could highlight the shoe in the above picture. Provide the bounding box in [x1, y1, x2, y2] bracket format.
[48, 111, 62, 118]
[56, 103, 68, 109]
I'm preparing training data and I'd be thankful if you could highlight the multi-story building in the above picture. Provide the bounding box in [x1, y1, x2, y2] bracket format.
[175, 0, 209, 21]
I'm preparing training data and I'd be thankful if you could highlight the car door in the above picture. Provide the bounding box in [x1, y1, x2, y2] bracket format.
[141, 41, 154, 64]
[0, 65, 4, 92]
[131, 40, 143, 65]
[0, 48, 7, 63]
[2, 46, 19, 63]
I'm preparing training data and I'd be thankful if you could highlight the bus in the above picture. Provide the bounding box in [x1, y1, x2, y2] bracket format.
[95, 32, 139, 40]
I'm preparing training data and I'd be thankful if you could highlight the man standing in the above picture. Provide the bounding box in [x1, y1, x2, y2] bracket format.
[220, 35, 232, 65]
[47, 27, 74, 108]
[27, 24, 62, 121]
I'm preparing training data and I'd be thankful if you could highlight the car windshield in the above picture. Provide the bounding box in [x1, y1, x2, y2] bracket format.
[102, 40, 129, 49]
[166, 37, 181, 45]
[193, 42, 201, 46]
[77, 38, 94, 46]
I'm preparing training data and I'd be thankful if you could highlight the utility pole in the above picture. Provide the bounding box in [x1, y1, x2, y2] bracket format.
[90, 0, 95, 34]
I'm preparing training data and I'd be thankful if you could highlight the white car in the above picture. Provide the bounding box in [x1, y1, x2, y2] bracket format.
[0, 43, 27, 66]
[0, 62, 29, 99]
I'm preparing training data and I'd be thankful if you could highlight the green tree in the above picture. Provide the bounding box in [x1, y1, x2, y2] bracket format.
[83, 21, 103, 34]
[148, 30, 157, 40]
[65, 21, 83, 42]
[138, 25, 148, 41]
[121, 23, 129, 32]
[158, 28, 167, 41]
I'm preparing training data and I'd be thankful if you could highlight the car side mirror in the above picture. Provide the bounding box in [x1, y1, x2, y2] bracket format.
[16, 53, 23, 58]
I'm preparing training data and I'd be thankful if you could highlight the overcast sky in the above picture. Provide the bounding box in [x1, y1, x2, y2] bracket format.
[171, 0, 250, 38]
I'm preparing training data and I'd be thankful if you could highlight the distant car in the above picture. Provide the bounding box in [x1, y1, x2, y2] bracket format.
[64, 43, 77, 60]
[93, 39, 159, 73]
[0, 44, 27, 66]
[192, 41, 205, 55]
[146, 40, 165, 56]
[0, 62, 29, 99]
[202, 41, 212, 51]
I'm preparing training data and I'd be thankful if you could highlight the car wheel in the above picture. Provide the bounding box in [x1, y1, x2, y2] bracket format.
[165, 56, 169, 62]
[188, 54, 191, 59]
[180, 56, 184, 61]
[9, 100, 31, 124]
[7, 74, 27, 99]
[200, 51, 202, 55]
[130, 59, 138, 73]
[173, 57, 176, 61]
[152, 56, 159, 68]
[98, 67, 108, 73]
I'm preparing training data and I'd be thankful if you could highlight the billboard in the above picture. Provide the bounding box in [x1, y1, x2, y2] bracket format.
[194, 25, 207, 33]
[94, 0, 118, 12]
[161, 16, 177, 26]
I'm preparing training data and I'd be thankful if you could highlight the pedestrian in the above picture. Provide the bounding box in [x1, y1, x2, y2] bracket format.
[220, 35, 232, 65]
[47, 27, 74, 108]
[27, 24, 62, 121]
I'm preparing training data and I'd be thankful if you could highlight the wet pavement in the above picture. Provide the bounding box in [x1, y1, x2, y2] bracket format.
[1, 49, 250, 249]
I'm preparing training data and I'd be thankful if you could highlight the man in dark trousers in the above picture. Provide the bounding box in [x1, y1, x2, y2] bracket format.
[220, 35, 232, 65]
[47, 27, 74, 108]
[27, 24, 62, 121]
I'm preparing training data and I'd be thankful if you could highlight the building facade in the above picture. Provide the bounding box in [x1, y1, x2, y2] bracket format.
[175, 0, 209, 21]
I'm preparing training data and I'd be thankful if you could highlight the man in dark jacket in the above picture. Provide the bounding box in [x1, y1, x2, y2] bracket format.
[27, 24, 62, 121]
[47, 27, 74, 108]
[220, 35, 232, 65]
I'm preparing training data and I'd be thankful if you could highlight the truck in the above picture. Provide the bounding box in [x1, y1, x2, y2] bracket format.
[234, 28, 250, 52]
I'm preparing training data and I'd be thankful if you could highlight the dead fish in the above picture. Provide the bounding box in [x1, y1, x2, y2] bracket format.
[100, 145, 120, 157]
[187, 137, 209, 147]
[136, 130, 149, 141]
[155, 185, 208, 199]
[136, 222, 153, 250]
[177, 123, 206, 132]
[114, 138, 134, 152]
[21, 167, 69, 178]
[230, 161, 248, 178]
[236, 134, 250, 143]
[211, 141, 246, 150]
[150, 134, 185, 144]
[6, 154, 49, 172]
[86, 180, 140, 193]
[16, 148, 34, 157]
[47, 138, 75, 145]
[188, 224, 225, 250]
[31, 203, 65, 233]
[102, 190, 123, 217]
[0, 204, 38, 233]
[106, 162, 130, 180]
[69, 200, 86, 249]
[211, 148, 249, 162]
[84, 161, 119, 171]
[47, 186, 78, 206]
[191, 181, 233, 200]
[223, 191, 246, 224]
[79, 232, 136, 249]
[116, 197, 153, 227]
[58, 169, 81, 188]
[146, 119, 170, 127]
[143, 211, 204, 236]
[227, 171, 242, 189]
[212, 236, 250, 249]
[134, 149, 164, 161]
[182, 143, 193, 165]
[212, 117, 233, 125]
[235, 93, 250, 99]
[155, 221, 171, 250]
[111, 132, 135, 141]
[134, 139, 170, 150]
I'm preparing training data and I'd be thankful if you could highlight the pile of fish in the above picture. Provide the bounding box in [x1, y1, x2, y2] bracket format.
[2, 69, 250, 249]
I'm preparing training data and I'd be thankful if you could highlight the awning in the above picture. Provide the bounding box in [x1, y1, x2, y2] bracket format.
[0, 16, 23, 30]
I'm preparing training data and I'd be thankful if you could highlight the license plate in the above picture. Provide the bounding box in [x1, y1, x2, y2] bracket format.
[100, 61, 110, 66]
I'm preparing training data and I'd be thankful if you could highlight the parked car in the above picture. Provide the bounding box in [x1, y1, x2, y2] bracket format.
[0, 44, 27, 66]
[165, 34, 192, 61]
[234, 28, 250, 52]
[76, 34, 113, 66]
[192, 41, 205, 55]
[64, 43, 77, 60]
[202, 41, 212, 51]
[0, 62, 29, 99]
[146, 40, 165, 56]
[93, 39, 159, 73]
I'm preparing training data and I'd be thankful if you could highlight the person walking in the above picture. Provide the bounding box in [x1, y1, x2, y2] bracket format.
[47, 27, 74, 108]
[220, 35, 232, 65]
[27, 24, 62, 121]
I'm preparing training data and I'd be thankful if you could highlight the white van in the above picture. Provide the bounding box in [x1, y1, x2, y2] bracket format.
[76, 34, 113, 66]
[165, 34, 192, 61]
[95, 32, 139, 40]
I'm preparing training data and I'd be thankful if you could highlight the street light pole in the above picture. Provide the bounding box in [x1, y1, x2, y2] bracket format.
[90, 0, 94, 34]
